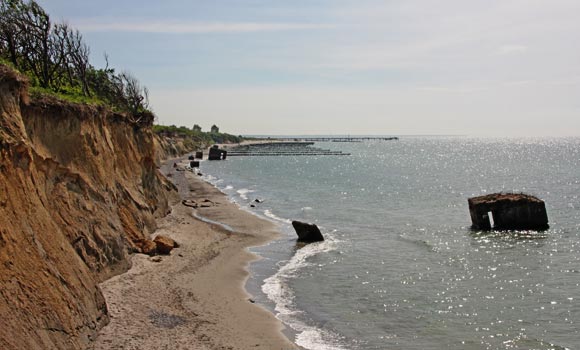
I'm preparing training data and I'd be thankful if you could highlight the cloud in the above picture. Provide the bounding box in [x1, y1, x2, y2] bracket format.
[72, 19, 334, 33]
[497, 45, 528, 55]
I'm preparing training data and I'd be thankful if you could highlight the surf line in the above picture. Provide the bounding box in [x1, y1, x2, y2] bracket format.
[192, 211, 235, 232]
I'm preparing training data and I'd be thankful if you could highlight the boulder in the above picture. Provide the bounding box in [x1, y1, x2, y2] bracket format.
[468, 193, 549, 231]
[135, 239, 157, 256]
[292, 221, 324, 243]
[154, 235, 179, 255]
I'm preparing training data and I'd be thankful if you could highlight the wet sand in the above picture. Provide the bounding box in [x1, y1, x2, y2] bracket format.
[92, 158, 297, 350]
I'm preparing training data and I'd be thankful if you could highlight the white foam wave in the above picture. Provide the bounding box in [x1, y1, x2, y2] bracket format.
[301, 206, 313, 211]
[203, 174, 216, 182]
[224, 185, 234, 190]
[263, 209, 292, 224]
[262, 236, 347, 350]
[236, 188, 254, 200]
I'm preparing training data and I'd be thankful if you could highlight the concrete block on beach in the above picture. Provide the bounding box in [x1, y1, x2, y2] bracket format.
[468, 193, 549, 231]
[292, 220, 325, 243]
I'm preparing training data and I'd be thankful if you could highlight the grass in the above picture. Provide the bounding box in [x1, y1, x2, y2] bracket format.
[0, 58, 19, 72]
[29, 85, 108, 107]
[1, 61, 106, 107]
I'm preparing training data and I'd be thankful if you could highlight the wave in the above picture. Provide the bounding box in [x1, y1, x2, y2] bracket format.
[236, 188, 254, 200]
[202, 174, 216, 182]
[263, 209, 292, 224]
[262, 235, 347, 350]
[192, 212, 234, 232]
[200, 165, 346, 348]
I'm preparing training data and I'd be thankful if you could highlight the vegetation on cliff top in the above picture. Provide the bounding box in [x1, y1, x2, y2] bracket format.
[153, 124, 245, 146]
[1, 0, 240, 144]
[0, 0, 151, 119]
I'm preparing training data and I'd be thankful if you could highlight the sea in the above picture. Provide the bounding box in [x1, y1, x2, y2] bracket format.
[200, 137, 580, 350]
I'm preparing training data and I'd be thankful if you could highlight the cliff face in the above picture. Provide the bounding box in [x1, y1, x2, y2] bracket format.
[0, 66, 175, 349]
[154, 134, 198, 164]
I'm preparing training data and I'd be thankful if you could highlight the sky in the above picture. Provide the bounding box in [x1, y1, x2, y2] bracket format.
[37, 0, 580, 136]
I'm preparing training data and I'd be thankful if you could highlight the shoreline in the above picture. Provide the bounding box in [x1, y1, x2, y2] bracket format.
[92, 157, 298, 349]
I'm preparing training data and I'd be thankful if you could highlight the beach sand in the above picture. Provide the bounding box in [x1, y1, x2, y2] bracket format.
[91, 158, 297, 350]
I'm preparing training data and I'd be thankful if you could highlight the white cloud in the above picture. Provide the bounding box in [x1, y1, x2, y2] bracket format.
[72, 19, 334, 33]
[497, 45, 528, 55]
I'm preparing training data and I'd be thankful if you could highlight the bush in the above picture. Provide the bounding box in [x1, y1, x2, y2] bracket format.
[153, 125, 244, 146]
[0, 0, 151, 116]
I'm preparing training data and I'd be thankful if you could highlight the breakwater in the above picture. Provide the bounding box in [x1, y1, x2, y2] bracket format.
[226, 142, 350, 156]
[272, 136, 399, 142]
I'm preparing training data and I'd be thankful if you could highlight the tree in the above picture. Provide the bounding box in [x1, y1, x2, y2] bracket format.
[0, 0, 154, 118]
[18, 0, 57, 88]
[0, 0, 24, 66]
[119, 71, 149, 114]
[54, 23, 91, 95]
[0, 0, 64, 89]
[193, 124, 202, 132]
[210, 124, 219, 133]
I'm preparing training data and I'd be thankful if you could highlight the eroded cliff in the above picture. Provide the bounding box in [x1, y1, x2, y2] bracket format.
[0, 65, 179, 349]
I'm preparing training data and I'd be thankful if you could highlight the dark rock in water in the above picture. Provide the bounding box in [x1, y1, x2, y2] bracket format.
[208, 145, 227, 160]
[468, 193, 549, 231]
[250, 204, 256, 208]
[292, 220, 324, 242]
[190, 161, 200, 168]
[254, 198, 263, 203]
[197, 173, 203, 176]
[195, 151, 203, 159]
[188, 155, 195, 160]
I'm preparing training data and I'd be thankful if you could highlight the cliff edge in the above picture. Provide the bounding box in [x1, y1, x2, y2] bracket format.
[0, 65, 179, 349]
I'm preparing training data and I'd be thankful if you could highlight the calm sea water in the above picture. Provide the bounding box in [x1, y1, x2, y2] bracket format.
[201, 137, 580, 350]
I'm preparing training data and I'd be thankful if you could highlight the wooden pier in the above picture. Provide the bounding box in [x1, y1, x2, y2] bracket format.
[276, 136, 398, 142]
[217, 137, 397, 158]
[225, 141, 350, 157]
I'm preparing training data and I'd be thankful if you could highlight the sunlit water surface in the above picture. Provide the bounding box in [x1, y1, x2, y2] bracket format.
[202, 137, 580, 350]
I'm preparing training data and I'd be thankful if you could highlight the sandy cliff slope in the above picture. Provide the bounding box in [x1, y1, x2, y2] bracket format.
[0, 65, 182, 349]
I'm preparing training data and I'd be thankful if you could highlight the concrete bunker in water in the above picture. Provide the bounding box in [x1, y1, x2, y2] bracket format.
[208, 145, 227, 160]
[468, 193, 549, 231]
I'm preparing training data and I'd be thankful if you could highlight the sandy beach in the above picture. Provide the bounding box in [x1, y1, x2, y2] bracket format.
[91, 158, 298, 350]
